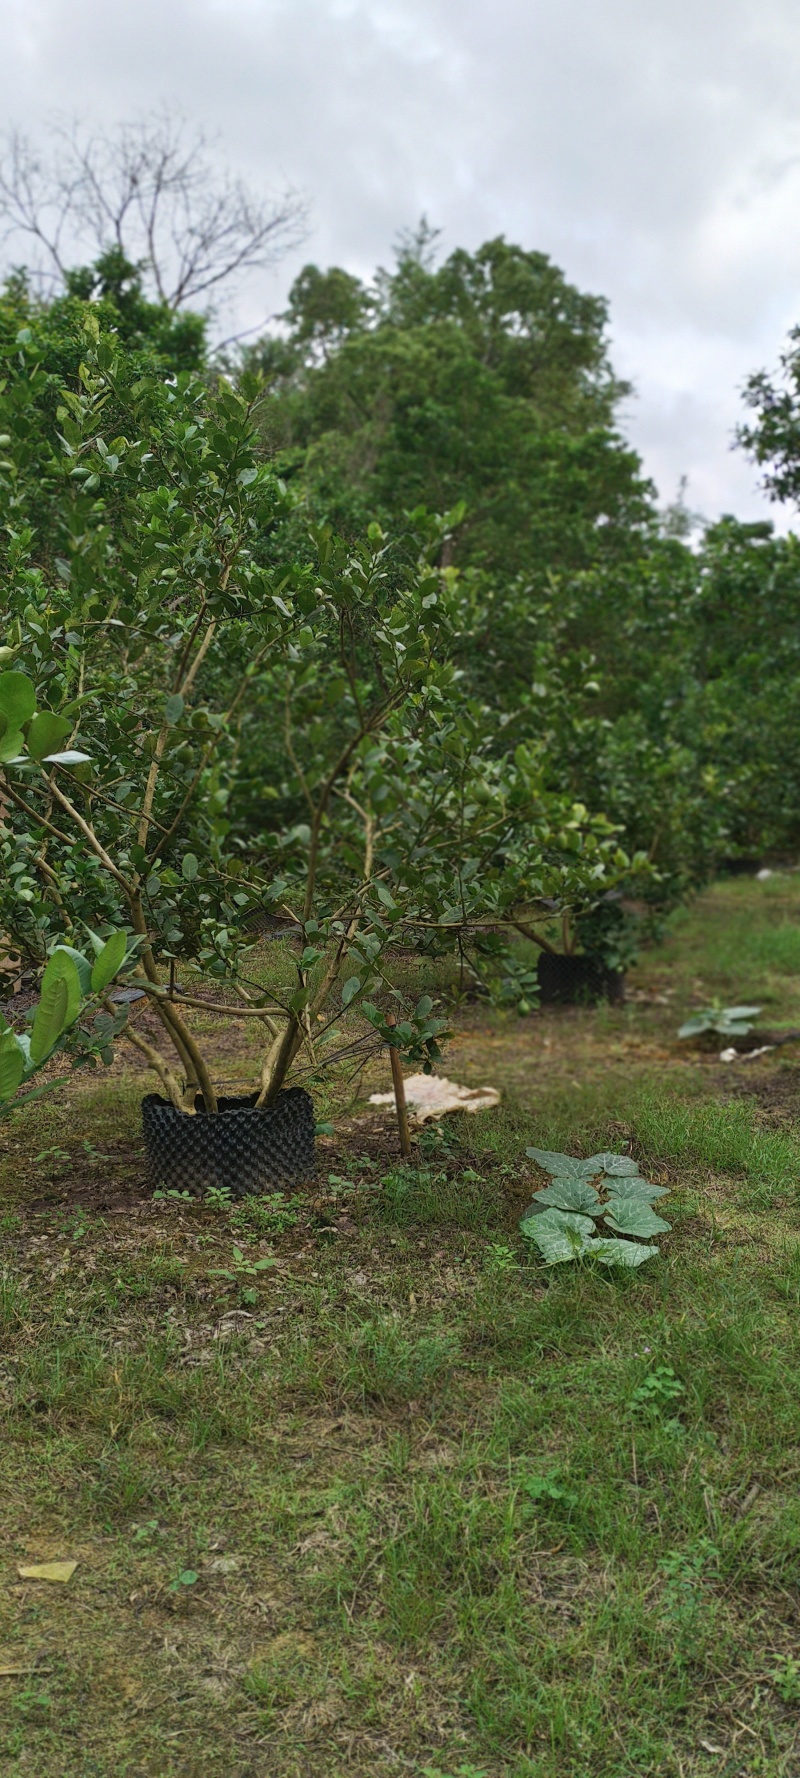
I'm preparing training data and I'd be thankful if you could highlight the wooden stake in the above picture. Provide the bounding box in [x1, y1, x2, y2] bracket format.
[386, 1012, 412, 1159]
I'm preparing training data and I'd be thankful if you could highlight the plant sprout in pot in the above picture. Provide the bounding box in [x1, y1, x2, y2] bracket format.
[0, 325, 644, 1196]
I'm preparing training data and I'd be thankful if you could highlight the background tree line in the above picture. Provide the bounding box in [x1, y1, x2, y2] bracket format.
[2, 114, 800, 1011]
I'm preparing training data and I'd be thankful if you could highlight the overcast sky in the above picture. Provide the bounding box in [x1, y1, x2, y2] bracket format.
[3, 0, 800, 525]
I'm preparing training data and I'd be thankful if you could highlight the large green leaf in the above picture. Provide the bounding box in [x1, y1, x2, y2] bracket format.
[605, 1178, 670, 1203]
[603, 1201, 672, 1239]
[678, 1016, 713, 1038]
[530, 1178, 604, 1216]
[26, 711, 73, 760]
[526, 1147, 598, 1181]
[723, 1006, 762, 1021]
[0, 1030, 25, 1104]
[0, 728, 25, 764]
[42, 949, 84, 1024]
[90, 930, 128, 994]
[521, 1207, 596, 1263]
[589, 1238, 659, 1268]
[29, 972, 70, 1064]
[0, 670, 35, 729]
[585, 1152, 640, 1176]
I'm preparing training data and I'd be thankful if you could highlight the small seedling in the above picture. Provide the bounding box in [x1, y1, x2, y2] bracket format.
[80, 1139, 111, 1162]
[523, 1474, 578, 1511]
[678, 1002, 762, 1040]
[484, 1241, 518, 1275]
[771, 1656, 800, 1704]
[152, 1187, 194, 1203]
[204, 1185, 234, 1212]
[230, 1192, 300, 1235]
[631, 1365, 685, 1415]
[130, 1519, 161, 1545]
[209, 1245, 276, 1282]
[168, 1567, 198, 1595]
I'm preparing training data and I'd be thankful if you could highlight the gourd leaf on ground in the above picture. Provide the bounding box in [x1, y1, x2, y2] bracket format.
[603, 1201, 672, 1238]
[525, 1148, 600, 1181]
[521, 1207, 596, 1263]
[529, 1178, 604, 1215]
[589, 1237, 659, 1268]
[605, 1178, 670, 1202]
[585, 1152, 640, 1176]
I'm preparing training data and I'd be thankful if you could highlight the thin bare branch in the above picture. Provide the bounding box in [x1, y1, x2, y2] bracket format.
[0, 111, 307, 312]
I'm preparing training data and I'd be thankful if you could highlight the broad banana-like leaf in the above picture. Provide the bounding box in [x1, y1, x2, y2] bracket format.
[0, 1030, 25, 1103]
[29, 972, 70, 1065]
[41, 949, 84, 1025]
[90, 930, 128, 994]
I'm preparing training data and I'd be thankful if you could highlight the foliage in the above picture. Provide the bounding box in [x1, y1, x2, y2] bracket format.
[677, 1003, 762, 1040]
[0, 314, 639, 1111]
[0, 933, 132, 1115]
[520, 1148, 671, 1266]
[247, 231, 652, 581]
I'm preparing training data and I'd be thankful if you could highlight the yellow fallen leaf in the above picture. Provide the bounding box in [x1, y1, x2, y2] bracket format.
[16, 1561, 77, 1584]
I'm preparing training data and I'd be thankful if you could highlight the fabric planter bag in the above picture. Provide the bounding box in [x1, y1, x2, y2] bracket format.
[537, 951, 624, 1007]
[141, 1086, 316, 1196]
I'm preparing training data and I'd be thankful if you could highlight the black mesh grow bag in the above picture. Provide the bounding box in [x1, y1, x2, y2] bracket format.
[537, 952, 624, 1007]
[141, 1087, 316, 1196]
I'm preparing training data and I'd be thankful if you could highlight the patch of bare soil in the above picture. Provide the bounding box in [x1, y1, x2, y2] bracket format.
[721, 1063, 800, 1128]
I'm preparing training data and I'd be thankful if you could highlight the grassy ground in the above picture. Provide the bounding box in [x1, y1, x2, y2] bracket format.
[2, 876, 800, 1776]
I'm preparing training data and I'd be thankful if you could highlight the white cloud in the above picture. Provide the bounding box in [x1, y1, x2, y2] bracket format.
[1, 0, 799, 521]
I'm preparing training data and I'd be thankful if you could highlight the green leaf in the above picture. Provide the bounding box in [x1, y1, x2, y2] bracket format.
[165, 693, 184, 725]
[526, 1147, 599, 1181]
[40, 953, 84, 1024]
[520, 1207, 596, 1263]
[678, 1016, 712, 1038]
[341, 975, 361, 1006]
[603, 1201, 672, 1238]
[588, 1238, 659, 1268]
[723, 1006, 762, 1021]
[181, 853, 199, 881]
[0, 729, 25, 764]
[48, 945, 91, 1007]
[530, 1179, 604, 1215]
[0, 1030, 25, 1104]
[90, 930, 128, 994]
[29, 972, 70, 1065]
[0, 670, 35, 729]
[605, 1178, 670, 1203]
[26, 711, 73, 760]
[585, 1152, 640, 1176]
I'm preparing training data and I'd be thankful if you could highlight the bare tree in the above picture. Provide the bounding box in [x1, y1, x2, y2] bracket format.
[0, 111, 307, 310]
